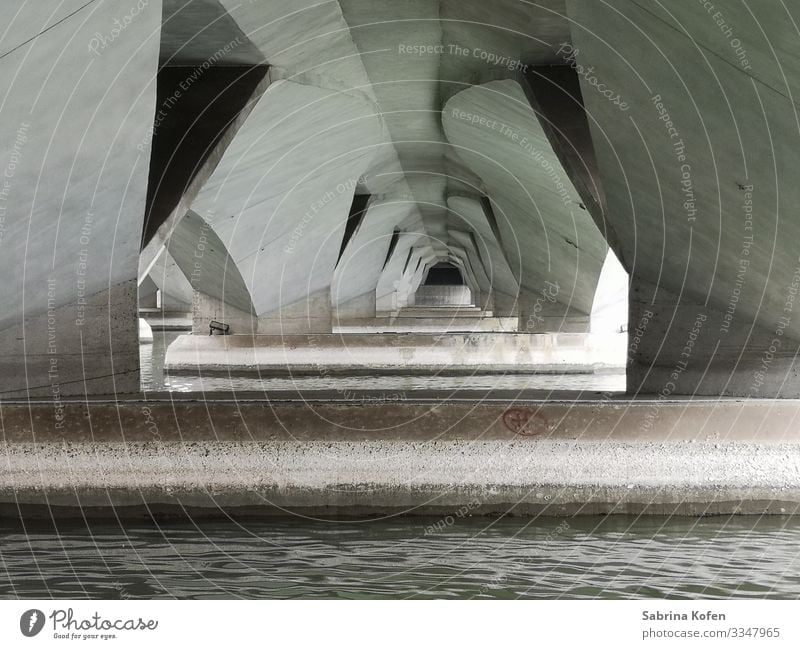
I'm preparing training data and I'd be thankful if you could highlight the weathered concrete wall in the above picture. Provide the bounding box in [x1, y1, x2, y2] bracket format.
[0, 0, 162, 396]
[2, 399, 800, 517]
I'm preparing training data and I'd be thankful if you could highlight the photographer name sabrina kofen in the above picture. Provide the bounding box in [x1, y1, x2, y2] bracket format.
[642, 610, 727, 621]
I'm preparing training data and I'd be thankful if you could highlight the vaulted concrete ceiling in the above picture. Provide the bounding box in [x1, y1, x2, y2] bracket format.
[142, 0, 610, 331]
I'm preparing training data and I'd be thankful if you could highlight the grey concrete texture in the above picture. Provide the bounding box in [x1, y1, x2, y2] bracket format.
[0, 281, 140, 397]
[443, 79, 608, 317]
[4, 400, 800, 444]
[9, 0, 800, 403]
[568, 0, 800, 394]
[167, 210, 254, 315]
[189, 77, 385, 327]
[628, 280, 800, 397]
[146, 1, 606, 339]
[4, 440, 800, 517]
[331, 199, 417, 319]
[143, 245, 193, 310]
[3, 399, 800, 516]
[0, 1, 162, 395]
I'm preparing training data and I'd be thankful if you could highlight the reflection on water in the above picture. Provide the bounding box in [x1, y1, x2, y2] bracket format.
[1, 516, 798, 599]
[140, 331, 626, 394]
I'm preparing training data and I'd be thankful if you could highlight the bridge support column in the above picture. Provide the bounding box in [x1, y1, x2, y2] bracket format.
[517, 290, 590, 334]
[191, 292, 257, 336]
[627, 279, 800, 398]
[0, 1, 161, 397]
[255, 288, 333, 334]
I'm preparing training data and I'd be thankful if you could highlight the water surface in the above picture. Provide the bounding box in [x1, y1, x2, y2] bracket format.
[2, 516, 798, 599]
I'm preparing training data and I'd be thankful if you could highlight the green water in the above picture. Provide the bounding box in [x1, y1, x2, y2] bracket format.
[2, 516, 799, 599]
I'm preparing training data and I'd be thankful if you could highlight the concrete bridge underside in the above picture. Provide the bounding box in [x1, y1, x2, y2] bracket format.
[5, 1, 800, 518]
[2, 0, 799, 402]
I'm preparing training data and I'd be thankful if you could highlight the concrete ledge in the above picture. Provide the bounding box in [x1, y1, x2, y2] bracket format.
[333, 316, 519, 333]
[1, 400, 800, 517]
[140, 311, 192, 331]
[2, 440, 799, 518]
[164, 332, 626, 374]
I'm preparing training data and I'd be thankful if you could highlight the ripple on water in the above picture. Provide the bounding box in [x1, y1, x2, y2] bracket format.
[2, 516, 800, 599]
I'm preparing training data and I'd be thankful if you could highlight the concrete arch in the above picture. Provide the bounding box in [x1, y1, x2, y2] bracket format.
[188, 78, 386, 332]
[331, 198, 423, 324]
[443, 78, 609, 332]
[446, 195, 520, 316]
[164, 210, 256, 333]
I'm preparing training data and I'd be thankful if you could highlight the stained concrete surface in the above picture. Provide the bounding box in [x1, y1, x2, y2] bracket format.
[2, 399, 800, 517]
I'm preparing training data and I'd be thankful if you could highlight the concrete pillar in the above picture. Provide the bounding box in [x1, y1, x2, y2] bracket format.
[0, 1, 161, 397]
[517, 289, 590, 334]
[162, 211, 256, 335]
[566, 0, 800, 396]
[627, 279, 800, 398]
[191, 291, 256, 336]
[255, 288, 333, 334]
[492, 292, 519, 319]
